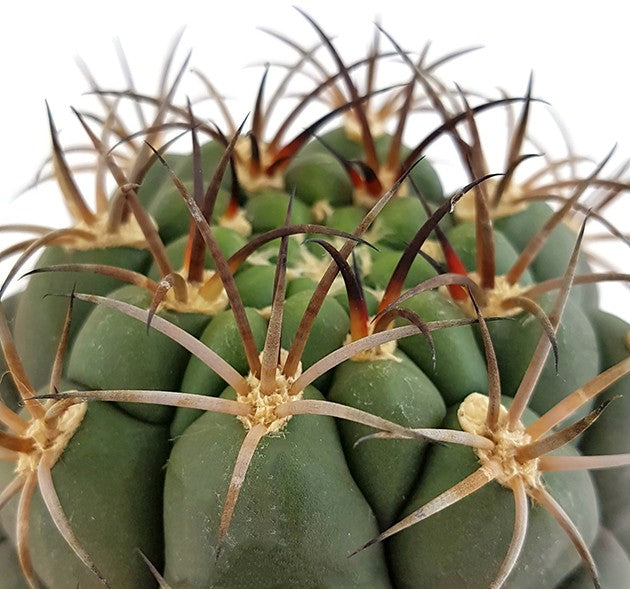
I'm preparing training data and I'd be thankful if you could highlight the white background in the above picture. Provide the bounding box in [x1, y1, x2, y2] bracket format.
[0, 1, 628, 318]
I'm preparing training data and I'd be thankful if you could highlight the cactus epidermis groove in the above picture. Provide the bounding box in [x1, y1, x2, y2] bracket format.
[1, 10, 630, 589]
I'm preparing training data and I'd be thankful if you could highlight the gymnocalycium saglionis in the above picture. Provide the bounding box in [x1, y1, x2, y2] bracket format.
[1, 9, 629, 589]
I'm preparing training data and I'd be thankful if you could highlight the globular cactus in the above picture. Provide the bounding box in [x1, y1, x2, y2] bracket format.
[0, 11, 629, 589]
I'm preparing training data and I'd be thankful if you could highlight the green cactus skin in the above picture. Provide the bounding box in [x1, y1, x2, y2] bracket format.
[579, 311, 630, 552]
[388, 405, 599, 589]
[284, 151, 354, 207]
[163, 388, 391, 589]
[0, 294, 20, 412]
[300, 130, 444, 206]
[560, 528, 630, 588]
[300, 126, 392, 162]
[487, 295, 600, 418]
[369, 197, 429, 250]
[12, 246, 151, 391]
[279, 289, 350, 390]
[494, 202, 599, 308]
[67, 285, 210, 423]
[245, 191, 312, 234]
[139, 142, 232, 242]
[397, 290, 489, 405]
[0, 394, 169, 589]
[0, 534, 30, 589]
[233, 265, 277, 309]
[328, 352, 446, 527]
[326, 204, 368, 235]
[367, 245, 437, 289]
[138, 141, 231, 210]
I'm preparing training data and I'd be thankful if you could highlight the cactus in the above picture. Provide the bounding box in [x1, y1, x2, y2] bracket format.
[1, 11, 629, 589]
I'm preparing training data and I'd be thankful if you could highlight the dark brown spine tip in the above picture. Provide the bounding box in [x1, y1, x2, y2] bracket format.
[188, 116, 248, 283]
[314, 135, 364, 189]
[379, 173, 501, 312]
[296, 7, 379, 171]
[305, 238, 369, 341]
[354, 161, 383, 197]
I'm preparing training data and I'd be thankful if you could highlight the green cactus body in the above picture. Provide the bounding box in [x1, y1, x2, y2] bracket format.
[579, 311, 630, 551]
[494, 202, 599, 307]
[0, 536, 30, 589]
[560, 528, 630, 588]
[0, 390, 169, 589]
[13, 245, 151, 390]
[1, 16, 629, 589]
[486, 295, 600, 418]
[164, 388, 391, 588]
[0, 294, 20, 412]
[397, 290, 489, 404]
[284, 150, 355, 208]
[388, 404, 599, 589]
[328, 352, 446, 527]
[367, 248, 437, 290]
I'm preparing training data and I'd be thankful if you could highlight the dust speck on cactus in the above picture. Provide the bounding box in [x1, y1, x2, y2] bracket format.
[1, 9, 629, 589]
